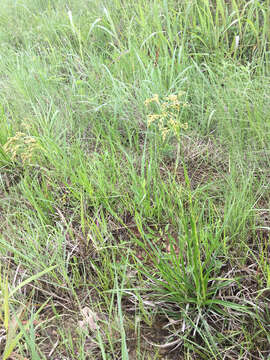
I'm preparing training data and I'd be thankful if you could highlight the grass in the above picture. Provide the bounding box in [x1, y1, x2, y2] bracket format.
[0, 0, 269, 358]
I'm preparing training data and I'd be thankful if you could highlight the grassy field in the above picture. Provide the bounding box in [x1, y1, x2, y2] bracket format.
[0, 0, 270, 358]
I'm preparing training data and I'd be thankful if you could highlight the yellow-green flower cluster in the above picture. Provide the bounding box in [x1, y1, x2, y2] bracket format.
[3, 131, 40, 164]
[144, 93, 160, 106]
[145, 92, 188, 141]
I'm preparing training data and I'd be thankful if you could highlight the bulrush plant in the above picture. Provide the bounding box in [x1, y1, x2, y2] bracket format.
[140, 99, 260, 354]
[3, 131, 40, 165]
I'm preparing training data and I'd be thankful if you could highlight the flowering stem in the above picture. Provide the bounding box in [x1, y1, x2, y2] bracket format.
[174, 140, 181, 177]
